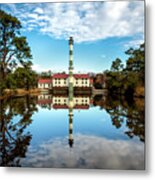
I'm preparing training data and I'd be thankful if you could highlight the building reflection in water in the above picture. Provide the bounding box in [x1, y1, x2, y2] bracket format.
[38, 94, 93, 109]
[37, 94, 94, 148]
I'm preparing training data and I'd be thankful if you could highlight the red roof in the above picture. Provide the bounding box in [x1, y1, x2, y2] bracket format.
[53, 74, 68, 79]
[52, 73, 90, 79]
[53, 105, 68, 109]
[74, 105, 89, 109]
[38, 79, 52, 83]
[73, 74, 89, 79]
[38, 99, 52, 104]
[53, 104, 89, 109]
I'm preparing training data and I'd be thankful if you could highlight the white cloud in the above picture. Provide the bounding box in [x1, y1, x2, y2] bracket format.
[28, 13, 39, 19]
[21, 134, 144, 169]
[32, 64, 51, 72]
[33, 7, 44, 14]
[2, 1, 144, 43]
[124, 39, 144, 49]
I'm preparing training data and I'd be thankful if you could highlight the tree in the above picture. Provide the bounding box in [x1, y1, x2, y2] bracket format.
[125, 43, 145, 85]
[105, 58, 124, 94]
[0, 10, 32, 93]
[105, 43, 145, 97]
[93, 73, 106, 89]
[12, 61, 37, 90]
[4, 61, 38, 90]
[40, 71, 51, 78]
[111, 58, 123, 72]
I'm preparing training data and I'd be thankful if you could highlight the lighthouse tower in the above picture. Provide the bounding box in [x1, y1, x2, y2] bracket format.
[68, 37, 74, 148]
[68, 37, 74, 108]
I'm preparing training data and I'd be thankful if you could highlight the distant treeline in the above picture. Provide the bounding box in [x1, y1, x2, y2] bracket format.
[93, 43, 145, 98]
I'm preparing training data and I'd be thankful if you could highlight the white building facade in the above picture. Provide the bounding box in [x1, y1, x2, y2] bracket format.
[38, 74, 93, 89]
[38, 79, 52, 89]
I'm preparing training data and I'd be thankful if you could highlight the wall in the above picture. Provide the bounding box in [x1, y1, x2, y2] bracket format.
[52, 96, 90, 106]
[38, 83, 52, 88]
[53, 78, 68, 87]
[74, 78, 90, 87]
[52, 78, 90, 87]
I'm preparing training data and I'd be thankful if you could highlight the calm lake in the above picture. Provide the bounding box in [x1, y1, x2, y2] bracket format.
[0, 94, 145, 169]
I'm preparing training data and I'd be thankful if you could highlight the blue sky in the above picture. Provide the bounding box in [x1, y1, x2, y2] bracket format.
[0, 1, 144, 73]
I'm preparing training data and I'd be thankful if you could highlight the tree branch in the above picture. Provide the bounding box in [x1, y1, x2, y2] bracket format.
[6, 51, 16, 64]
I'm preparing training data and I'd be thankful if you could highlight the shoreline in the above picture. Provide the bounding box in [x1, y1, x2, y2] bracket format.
[0, 87, 144, 100]
[0, 88, 41, 100]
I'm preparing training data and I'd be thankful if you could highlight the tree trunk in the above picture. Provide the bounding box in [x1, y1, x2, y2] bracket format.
[0, 65, 6, 95]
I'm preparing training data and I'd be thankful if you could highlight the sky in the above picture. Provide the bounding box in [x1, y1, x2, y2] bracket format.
[0, 0, 144, 73]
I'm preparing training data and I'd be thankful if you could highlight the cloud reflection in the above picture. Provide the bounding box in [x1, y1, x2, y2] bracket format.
[22, 134, 144, 170]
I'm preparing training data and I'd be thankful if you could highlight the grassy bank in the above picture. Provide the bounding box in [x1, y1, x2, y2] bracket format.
[0, 88, 41, 100]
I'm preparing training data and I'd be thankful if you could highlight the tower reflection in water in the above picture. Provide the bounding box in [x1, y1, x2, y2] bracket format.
[68, 104, 73, 148]
[38, 93, 93, 148]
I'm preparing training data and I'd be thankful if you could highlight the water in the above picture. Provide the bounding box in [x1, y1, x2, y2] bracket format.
[0, 94, 145, 169]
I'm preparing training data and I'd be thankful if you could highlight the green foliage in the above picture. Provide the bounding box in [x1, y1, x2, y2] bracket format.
[40, 70, 52, 78]
[125, 43, 145, 85]
[0, 10, 32, 93]
[105, 43, 145, 97]
[5, 72, 17, 89]
[111, 58, 124, 72]
[93, 73, 105, 89]
[5, 62, 38, 90]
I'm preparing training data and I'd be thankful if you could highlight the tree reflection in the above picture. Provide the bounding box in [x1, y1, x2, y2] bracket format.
[93, 95, 145, 142]
[37, 93, 145, 143]
[0, 96, 38, 166]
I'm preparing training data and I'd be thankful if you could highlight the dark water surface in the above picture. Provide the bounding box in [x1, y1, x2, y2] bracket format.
[0, 94, 145, 169]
